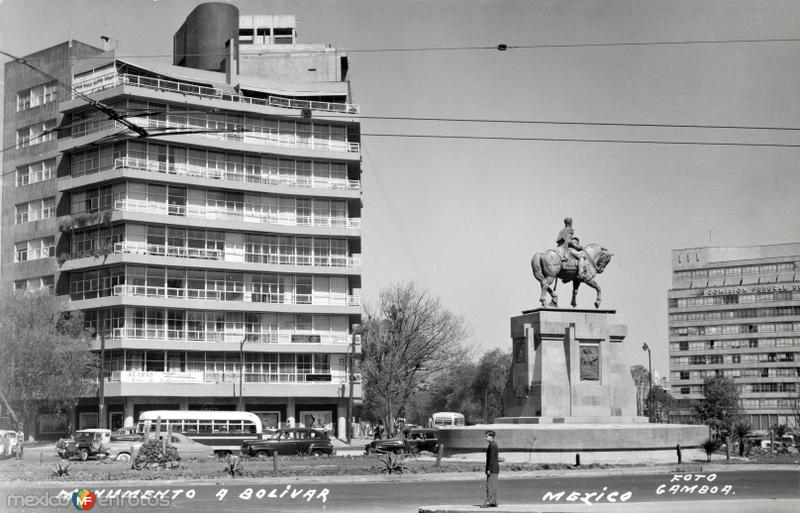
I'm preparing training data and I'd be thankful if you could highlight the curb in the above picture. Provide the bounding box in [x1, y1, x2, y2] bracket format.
[0, 463, 796, 489]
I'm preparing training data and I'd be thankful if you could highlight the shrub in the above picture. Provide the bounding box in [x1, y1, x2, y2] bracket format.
[51, 460, 71, 478]
[375, 452, 407, 474]
[700, 437, 722, 463]
[222, 454, 245, 477]
[132, 439, 180, 470]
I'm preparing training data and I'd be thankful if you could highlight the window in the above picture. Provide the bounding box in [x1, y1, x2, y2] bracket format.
[16, 120, 56, 148]
[16, 82, 58, 111]
[273, 28, 294, 44]
[15, 197, 55, 223]
[239, 28, 254, 43]
[14, 237, 55, 262]
[17, 158, 56, 186]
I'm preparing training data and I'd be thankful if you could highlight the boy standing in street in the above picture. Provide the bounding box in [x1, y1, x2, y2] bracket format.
[482, 430, 499, 508]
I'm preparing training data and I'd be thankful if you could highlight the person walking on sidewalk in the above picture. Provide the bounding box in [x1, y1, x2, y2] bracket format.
[482, 430, 499, 508]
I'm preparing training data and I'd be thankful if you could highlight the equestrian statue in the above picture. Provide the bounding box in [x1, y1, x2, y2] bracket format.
[531, 217, 613, 309]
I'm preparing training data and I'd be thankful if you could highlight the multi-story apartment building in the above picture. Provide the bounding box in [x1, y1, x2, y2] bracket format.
[2, 3, 363, 438]
[668, 244, 800, 429]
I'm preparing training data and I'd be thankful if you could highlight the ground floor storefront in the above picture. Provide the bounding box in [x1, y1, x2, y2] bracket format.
[33, 396, 353, 440]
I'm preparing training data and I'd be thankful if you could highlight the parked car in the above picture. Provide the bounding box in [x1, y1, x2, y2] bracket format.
[241, 428, 334, 457]
[104, 432, 214, 461]
[0, 430, 21, 458]
[405, 428, 438, 453]
[365, 428, 439, 454]
[365, 436, 405, 454]
[111, 427, 141, 442]
[56, 429, 111, 461]
[103, 436, 144, 462]
[163, 432, 215, 459]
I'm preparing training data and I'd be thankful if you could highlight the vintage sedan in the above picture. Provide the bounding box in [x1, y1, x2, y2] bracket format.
[405, 428, 438, 453]
[241, 428, 334, 457]
[365, 428, 438, 454]
[104, 432, 214, 461]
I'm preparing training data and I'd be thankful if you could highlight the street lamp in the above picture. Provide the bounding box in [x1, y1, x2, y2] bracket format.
[642, 342, 652, 422]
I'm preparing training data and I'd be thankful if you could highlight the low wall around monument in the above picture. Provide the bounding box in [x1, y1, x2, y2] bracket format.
[437, 423, 709, 454]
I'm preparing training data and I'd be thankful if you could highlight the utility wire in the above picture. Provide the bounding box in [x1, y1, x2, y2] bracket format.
[8, 36, 800, 61]
[315, 114, 800, 133]
[359, 132, 800, 149]
[362, 145, 432, 290]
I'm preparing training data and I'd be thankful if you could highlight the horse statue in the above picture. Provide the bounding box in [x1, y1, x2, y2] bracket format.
[531, 243, 613, 309]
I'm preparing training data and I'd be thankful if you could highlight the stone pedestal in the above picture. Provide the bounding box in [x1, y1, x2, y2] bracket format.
[501, 308, 641, 422]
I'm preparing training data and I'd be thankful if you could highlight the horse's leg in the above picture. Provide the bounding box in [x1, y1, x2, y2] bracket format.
[583, 279, 602, 308]
[548, 277, 559, 307]
[571, 280, 580, 308]
[539, 279, 549, 307]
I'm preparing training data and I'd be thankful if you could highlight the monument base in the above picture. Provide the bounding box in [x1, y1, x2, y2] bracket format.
[496, 416, 649, 424]
[437, 423, 709, 454]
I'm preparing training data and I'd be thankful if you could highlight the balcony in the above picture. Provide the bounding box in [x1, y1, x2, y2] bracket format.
[109, 284, 361, 306]
[105, 328, 351, 345]
[113, 156, 360, 192]
[113, 198, 361, 230]
[73, 72, 360, 115]
[107, 370, 360, 385]
[103, 241, 362, 268]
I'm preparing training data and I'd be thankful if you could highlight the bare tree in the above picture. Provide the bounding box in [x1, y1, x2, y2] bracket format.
[0, 290, 97, 437]
[360, 282, 469, 435]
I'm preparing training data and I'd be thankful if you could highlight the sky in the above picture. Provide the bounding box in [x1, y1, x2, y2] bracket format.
[2, 0, 800, 379]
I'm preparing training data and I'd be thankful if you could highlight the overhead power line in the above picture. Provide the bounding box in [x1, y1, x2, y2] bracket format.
[360, 132, 800, 149]
[316, 114, 800, 133]
[7, 36, 800, 61]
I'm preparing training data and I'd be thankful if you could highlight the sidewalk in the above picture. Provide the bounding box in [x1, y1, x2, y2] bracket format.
[419, 499, 800, 513]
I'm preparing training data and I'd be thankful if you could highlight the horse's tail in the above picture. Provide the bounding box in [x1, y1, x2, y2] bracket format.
[531, 252, 545, 283]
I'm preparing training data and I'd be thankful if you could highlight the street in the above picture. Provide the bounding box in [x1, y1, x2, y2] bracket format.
[1, 468, 796, 513]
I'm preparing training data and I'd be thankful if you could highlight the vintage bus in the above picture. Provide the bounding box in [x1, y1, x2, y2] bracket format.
[432, 411, 465, 427]
[136, 410, 262, 454]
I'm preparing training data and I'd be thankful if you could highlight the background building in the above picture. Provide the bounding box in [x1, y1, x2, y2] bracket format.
[668, 244, 800, 429]
[2, 2, 363, 438]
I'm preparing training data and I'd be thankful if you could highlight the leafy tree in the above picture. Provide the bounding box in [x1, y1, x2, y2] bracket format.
[647, 386, 675, 423]
[700, 437, 722, 463]
[694, 376, 740, 435]
[405, 360, 479, 425]
[630, 364, 650, 416]
[471, 349, 512, 423]
[0, 290, 98, 437]
[360, 282, 469, 435]
[732, 421, 753, 457]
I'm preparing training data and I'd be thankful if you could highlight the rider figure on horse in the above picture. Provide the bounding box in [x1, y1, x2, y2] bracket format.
[556, 217, 586, 278]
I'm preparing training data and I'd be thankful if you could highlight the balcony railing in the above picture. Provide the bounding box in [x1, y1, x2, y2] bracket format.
[108, 369, 360, 385]
[113, 198, 362, 229]
[113, 241, 222, 260]
[68, 241, 362, 268]
[74, 72, 360, 115]
[110, 284, 361, 306]
[106, 328, 351, 344]
[114, 156, 360, 191]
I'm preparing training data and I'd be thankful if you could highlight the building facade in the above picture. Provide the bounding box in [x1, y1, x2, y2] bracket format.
[2, 3, 363, 438]
[668, 244, 800, 429]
